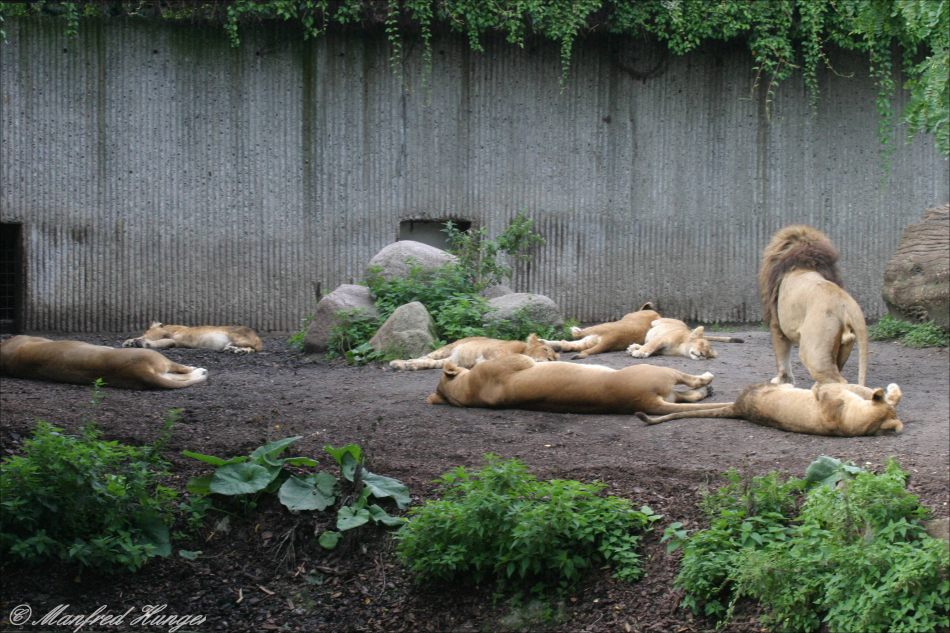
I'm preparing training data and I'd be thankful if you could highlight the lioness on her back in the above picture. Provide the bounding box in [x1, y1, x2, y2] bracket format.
[123, 322, 263, 354]
[0, 335, 209, 389]
[759, 225, 868, 385]
[541, 302, 660, 358]
[627, 318, 744, 360]
[636, 381, 903, 437]
[426, 353, 718, 415]
[390, 334, 558, 370]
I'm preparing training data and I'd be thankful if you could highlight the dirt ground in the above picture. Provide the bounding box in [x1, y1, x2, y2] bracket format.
[1, 329, 948, 633]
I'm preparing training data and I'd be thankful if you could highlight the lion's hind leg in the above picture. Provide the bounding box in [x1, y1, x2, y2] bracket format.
[672, 370, 714, 389]
[540, 335, 600, 353]
[142, 362, 208, 388]
[673, 385, 712, 402]
[389, 357, 444, 370]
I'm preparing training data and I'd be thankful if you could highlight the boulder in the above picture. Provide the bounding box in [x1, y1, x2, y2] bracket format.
[882, 204, 950, 329]
[369, 302, 437, 358]
[303, 284, 378, 354]
[365, 240, 457, 281]
[484, 293, 564, 329]
[481, 284, 514, 299]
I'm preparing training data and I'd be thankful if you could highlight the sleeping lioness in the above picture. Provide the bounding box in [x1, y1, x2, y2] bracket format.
[636, 382, 903, 437]
[123, 322, 263, 354]
[1, 335, 208, 389]
[426, 353, 717, 415]
[390, 333, 557, 370]
[541, 302, 660, 358]
[627, 318, 743, 360]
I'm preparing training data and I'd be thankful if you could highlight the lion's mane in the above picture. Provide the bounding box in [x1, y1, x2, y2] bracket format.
[758, 225, 842, 325]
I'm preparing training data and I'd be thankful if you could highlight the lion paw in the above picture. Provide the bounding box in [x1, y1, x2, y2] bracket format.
[122, 338, 142, 348]
[700, 371, 714, 383]
[627, 344, 647, 358]
[570, 326, 583, 338]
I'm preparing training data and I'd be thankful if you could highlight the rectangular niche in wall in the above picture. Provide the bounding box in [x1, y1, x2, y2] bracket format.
[399, 219, 472, 251]
[0, 223, 23, 333]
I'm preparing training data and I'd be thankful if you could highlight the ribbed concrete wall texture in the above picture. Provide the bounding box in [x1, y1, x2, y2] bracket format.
[1, 18, 948, 332]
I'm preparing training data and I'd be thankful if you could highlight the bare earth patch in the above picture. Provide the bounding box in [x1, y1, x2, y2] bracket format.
[1, 330, 947, 632]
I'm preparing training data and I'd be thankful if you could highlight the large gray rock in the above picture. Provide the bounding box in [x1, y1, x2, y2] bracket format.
[485, 293, 564, 329]
[369, 301, 437, 358]
[365, 240, 457, 281]
[481, 284, 514, 299]
[303, 284, 378, 354]
[882, 204, 950, 329]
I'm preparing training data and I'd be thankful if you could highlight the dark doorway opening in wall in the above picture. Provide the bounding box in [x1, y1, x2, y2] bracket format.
[398, 219, 472, 251]
[0, 223, 23, 333]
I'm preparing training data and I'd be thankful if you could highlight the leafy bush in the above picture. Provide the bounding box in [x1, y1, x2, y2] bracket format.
[184, 439, 409, 548]
[669, 458, 950, 632]
[443, 214, 545, 290]
[0, 421, 177, 573]
[287, 314, 314, 351]
[869, 315, 949, 348]
[326, 309, 385, 360]
[396, 454, 661, 594]
[333, 215, 564, 361]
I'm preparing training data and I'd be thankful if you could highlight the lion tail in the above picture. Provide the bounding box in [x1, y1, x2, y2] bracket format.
[635, 404, 737, 425]
[853, 320, 869, 387]
[704, 335, 744, 343]
[758, 225, 843, 326]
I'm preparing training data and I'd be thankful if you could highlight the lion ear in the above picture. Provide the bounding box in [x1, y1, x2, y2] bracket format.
[149, 321, 163, 328]
[871, 388, 885, 402]
[690, 326, 705, 338]
[442, 361, 463, 377]
[639, 301, 656, 311]
[526, 333, 539, 344]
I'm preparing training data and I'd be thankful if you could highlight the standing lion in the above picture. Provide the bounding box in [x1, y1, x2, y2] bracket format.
[759, 225, 868, 386]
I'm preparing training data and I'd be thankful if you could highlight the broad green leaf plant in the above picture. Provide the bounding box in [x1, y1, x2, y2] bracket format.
[183, 438, 409, 549]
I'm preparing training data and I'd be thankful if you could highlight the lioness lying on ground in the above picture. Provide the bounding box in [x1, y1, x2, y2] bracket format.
[627, 318, 743, 360]
[123, 322, 263, 354]
[759, 225, 868, 385]
[426, 353, 717, 415]
[1, 335, 208, 389]
[390, 333, 558, 370]
[636, 382, 902, 437]
[541, 302, 660, 358]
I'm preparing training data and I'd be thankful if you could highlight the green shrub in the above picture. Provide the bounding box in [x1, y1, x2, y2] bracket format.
[332, 215, 558, 360]
[443, 214, 545, 290]
[396, 455, 660, 594]
[184, 439, 409, 549]
[287, 314, 314, 351]
[670, 458, 950, 632]
[869, 315, 949, 347]
[326, 308, 384, 360]
[0, 422, 177, 573]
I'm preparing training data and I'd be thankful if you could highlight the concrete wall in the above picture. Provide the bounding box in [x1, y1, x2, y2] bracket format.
[1, 18, 947, 332]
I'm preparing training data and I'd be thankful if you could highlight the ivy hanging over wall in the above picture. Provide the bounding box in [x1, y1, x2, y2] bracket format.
[1, 1, 947, 155]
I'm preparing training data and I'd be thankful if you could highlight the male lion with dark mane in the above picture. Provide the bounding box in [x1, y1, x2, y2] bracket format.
[1, 335, 208, 389]
[759, 225, 868, 386]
